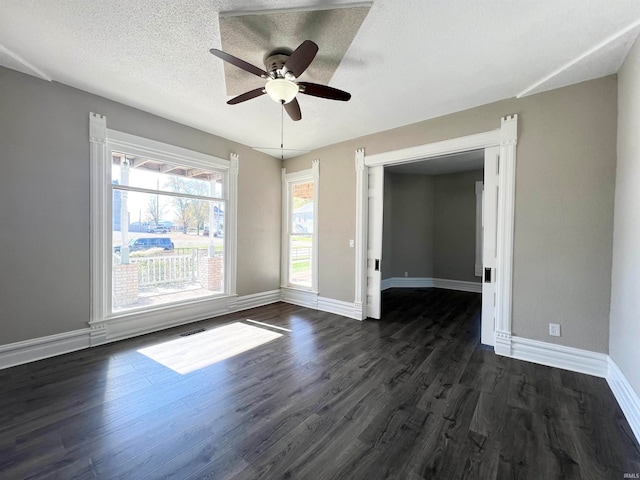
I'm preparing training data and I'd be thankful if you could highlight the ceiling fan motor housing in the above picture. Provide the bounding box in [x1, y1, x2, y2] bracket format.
[264, 53, 290, 74]
[263, 52, 299, 103]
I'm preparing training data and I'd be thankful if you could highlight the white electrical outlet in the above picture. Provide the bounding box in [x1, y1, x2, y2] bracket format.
[349, 239, 354, 248]
[549, 323, 561, 337]
[404, 272, 408, 277]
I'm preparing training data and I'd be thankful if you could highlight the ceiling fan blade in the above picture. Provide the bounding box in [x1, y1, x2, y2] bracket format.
[209, 48, 268, 78]
[283, 40, 318, 78]
[227, 88, 265, 105]
[298, 82, 351, 101]
[284, 98, 302, 121]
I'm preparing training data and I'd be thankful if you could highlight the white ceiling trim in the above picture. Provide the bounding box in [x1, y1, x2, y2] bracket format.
[0, 44, 51, 82]
[517, 18, 640, 98]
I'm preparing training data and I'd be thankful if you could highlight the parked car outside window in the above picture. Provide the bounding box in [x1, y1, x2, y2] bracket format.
[114, 237, 174, 253]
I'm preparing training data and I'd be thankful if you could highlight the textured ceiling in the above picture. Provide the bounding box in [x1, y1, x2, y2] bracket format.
[1, 1, 640, 159]
[219, 6, 370, 95]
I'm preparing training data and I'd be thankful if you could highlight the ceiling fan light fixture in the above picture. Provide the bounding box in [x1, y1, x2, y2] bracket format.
[265, 78, 298, 104]
[211, 40, 351, 120]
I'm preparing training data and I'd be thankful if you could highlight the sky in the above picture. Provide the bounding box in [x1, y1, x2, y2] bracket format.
[112, 163, 223, 224]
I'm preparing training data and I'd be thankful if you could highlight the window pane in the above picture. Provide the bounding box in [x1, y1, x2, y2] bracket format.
[112, 189, 225, 312]
[289, 235, 312, 287]
[112, 152, 224, 199]
[291, 182, 314, 234]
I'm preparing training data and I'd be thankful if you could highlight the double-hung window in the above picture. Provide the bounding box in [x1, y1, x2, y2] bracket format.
[89, 113, 237, 333]
[281, 161, 319, 291]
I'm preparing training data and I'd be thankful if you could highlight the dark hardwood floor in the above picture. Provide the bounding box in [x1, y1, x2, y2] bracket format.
[1, 288, 638, 479]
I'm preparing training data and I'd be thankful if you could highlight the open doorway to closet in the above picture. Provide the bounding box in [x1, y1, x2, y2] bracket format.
[381, 150, 485, 293]
[355, 115, 517, 353]
[379, 148, 498, 347]
[381, 150, 484, 284]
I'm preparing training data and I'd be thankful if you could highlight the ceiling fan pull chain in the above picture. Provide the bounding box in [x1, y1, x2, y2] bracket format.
[281, 100, 284, 161]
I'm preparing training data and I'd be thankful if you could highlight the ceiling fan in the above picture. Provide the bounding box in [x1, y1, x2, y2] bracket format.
[209, 40, 351, 121]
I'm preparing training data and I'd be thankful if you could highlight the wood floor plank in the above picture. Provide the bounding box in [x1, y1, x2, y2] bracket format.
[279, 388, 389, 479]
[0, 290, 638, 479]
[405, 384, 482, 479]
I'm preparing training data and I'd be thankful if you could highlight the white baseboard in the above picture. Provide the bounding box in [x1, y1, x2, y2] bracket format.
[318, 296, 361, 320]
[353, 301, 365, 321]
[1, 288, 362, 370]
[507, 336, 640, 443]
[510, 336, 609, 378]
[106, 290, 285, 343]
[2, 297, 638, 447]
[607, 358, 640, 445]
[282, 288, 362, 321]
[281, 287, 318, 309]
[380, 277, 482, 293]
[387, 276, 433, 288]
[0, 328, 91, 370]
[0, 289, 284, 370]
[233, 290, 281, 311]
[494, 330, 512, 356]
[432, 278, 482, 293]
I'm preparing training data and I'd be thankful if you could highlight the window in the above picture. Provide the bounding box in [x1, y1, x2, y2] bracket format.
[281, 161, 319, 291]
[111, 152, 226, 311]
[289, 181, 314, 287]
[90, 113, 237, 328]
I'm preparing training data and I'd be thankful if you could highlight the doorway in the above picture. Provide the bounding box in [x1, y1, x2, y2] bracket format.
[380, 150, 487, 336]
[354, 115, 517, 354]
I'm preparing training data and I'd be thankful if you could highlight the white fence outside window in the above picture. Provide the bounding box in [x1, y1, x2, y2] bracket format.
[131, 254, 198, 287]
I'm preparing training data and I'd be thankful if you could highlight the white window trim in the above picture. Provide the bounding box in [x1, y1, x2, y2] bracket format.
[281, 160, 319, 293]
[89, 113, 238, 343]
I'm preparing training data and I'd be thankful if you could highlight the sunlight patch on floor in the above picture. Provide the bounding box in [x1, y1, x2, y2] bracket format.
[245, 319, 292, 332]
[138, 321, 282, 374]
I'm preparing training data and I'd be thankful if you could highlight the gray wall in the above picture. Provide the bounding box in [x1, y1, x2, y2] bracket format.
[382, 169, 482, 283]
[0, 67, 282, 345]
[381, 172, 395, 280]
[382, 173, 435, 279]
[433, 170, 484, 282]
[0, 65, 620, 357]
[610, 38, 640, 397]
[285, 76, 617, 353]
[285, 144, 357, 302]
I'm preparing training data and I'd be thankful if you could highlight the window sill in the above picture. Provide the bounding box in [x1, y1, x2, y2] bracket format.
[89, 294, 236, 344]
[103, 292, 230, 323]
[283, 285, 317, 294]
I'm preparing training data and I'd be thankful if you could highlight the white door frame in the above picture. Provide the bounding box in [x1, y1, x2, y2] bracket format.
[481, 146, 500, 347]
[365, 165, 384, 318]
[354, 115, 517, 356]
